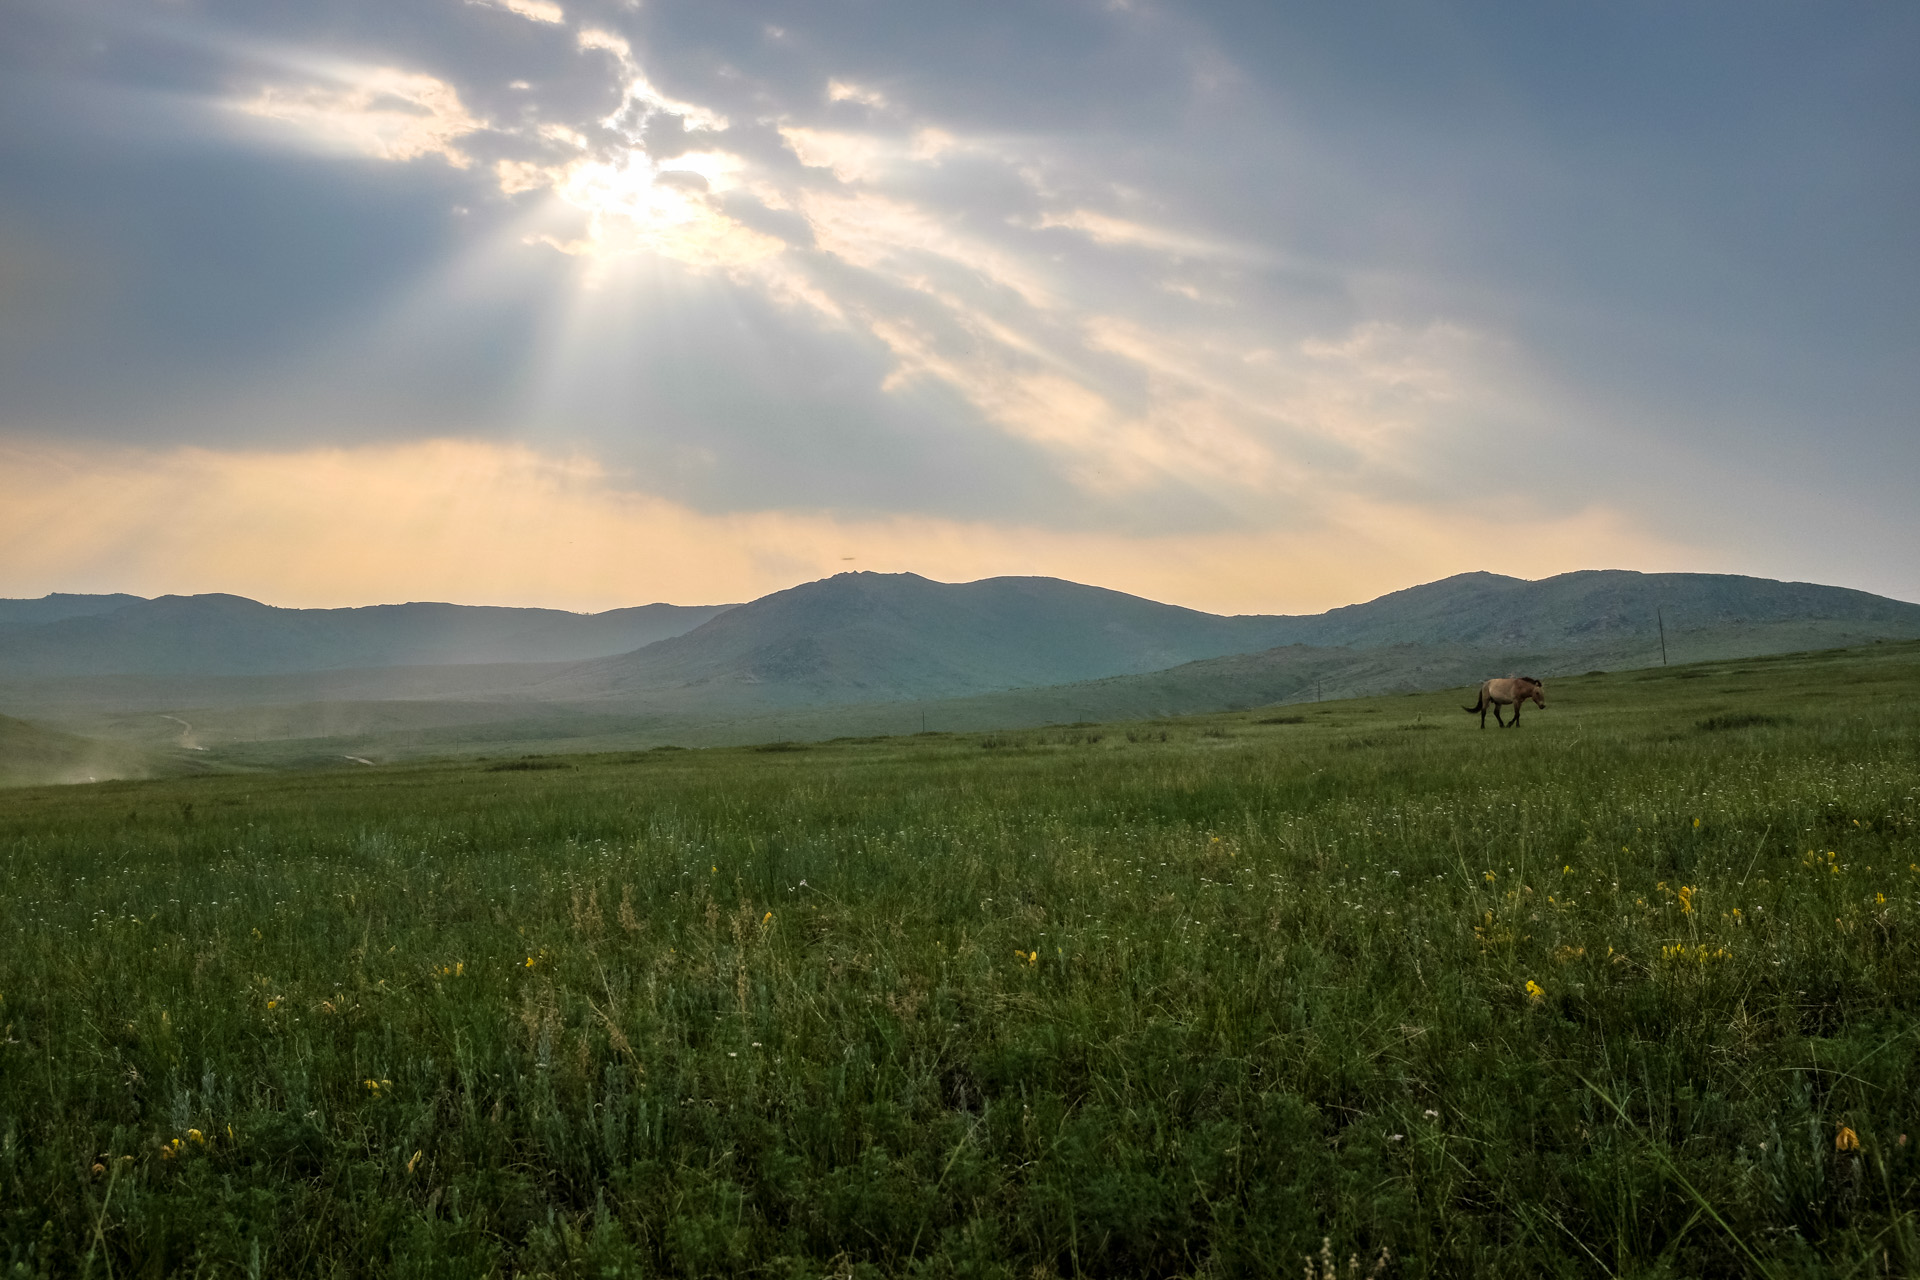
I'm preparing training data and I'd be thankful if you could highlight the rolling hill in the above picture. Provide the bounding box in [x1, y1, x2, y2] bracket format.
[0, 594, 735, 676]
[3, 567, 1917, 769]
[0, 713, 166, 786]
[525, 572, 1305, 707]
[525, 568, 1920, 711]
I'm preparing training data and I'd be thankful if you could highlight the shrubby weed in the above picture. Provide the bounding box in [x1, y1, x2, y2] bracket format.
[0, 645, 1917, 1276]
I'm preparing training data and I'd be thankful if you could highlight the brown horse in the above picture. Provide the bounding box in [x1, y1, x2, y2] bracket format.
[1464, 676, 1545, 728]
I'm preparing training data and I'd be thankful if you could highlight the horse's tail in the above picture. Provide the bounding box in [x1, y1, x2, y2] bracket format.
[1463, 692, 1484, 713]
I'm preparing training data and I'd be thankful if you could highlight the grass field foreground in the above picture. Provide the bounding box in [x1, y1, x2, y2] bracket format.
[2, 643, 1918, 1276]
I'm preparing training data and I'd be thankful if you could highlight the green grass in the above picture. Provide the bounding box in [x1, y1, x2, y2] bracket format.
[2, 644, 1918, 1277]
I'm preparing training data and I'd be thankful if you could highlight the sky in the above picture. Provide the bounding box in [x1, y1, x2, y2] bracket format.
[1, 0, 1915, 614]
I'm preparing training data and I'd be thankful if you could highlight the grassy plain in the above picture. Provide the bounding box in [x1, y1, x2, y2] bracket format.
[2, 642, 1917, 1277]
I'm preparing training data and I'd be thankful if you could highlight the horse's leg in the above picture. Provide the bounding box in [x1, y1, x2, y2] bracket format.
[1512, 702, 1522, 727]
[1480, 704, 1488, 729]
[1493, 704, 1507, 728]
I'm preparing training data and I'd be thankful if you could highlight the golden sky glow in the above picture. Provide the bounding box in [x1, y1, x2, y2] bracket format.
[1, 438, 1707, 612]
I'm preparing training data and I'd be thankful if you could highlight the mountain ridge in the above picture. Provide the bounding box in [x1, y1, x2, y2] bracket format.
[524, 568, 1920, 711]
[4, 569, 1918, 767]
[0, 594, 736, 676]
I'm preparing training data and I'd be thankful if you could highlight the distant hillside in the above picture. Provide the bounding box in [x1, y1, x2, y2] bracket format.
[0, 594, 735, 676]
[5, 568, 1918, 767]
[1274, 570, 1920, 652]
[0, 592, 145, 633]
[526, 569, 1920, 711]
[0, 713, 160, 786]
[528, 572, 1302, 707]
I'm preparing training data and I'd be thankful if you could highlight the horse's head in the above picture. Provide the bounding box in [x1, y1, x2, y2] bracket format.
[1521, 677, 1545, 707]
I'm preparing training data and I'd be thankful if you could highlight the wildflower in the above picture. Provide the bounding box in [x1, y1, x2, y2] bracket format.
[266, 999, 279, 1010]
[1678, 886, 1695, 915]
[1835, 1126, 1860, 1152]
[1029, 950, 1038, 965]
[762, 911, 773, 924]
[187, 1129, 205, 1145]
[1423, 1109, 1439, 1119]
[91, 1162, 106, 1176]
[525, 956, 535, 968]
[1876, 894, 1887, 906]
[1524, 980, 1545, 1004]
[407, 1150, 423, 1174]
[1693, 818, 1700, 828]
[1483, 871, 1497, 883]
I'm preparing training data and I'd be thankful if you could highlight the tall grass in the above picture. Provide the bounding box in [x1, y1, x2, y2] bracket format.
[2, 647, 1917, 1276]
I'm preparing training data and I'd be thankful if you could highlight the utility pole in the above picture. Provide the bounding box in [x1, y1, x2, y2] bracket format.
[1657, 607, 1668, 666]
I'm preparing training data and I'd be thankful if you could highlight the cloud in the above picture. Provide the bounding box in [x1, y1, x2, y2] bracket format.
[229, 65, 484, 167]
[779, 126, 889, 184]
[0, 437, 1705, 614]
[216, 24, 1529, 516]
[826, 79, 888, 109]
[5, 0, 1912, 615]
[578, 29, 730, 134]
[1038, 208, 1239, 260]
[530, 151, 787, 271]
[498, 0, 566, 25]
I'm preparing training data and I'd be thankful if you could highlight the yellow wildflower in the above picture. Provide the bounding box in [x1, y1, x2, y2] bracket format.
[1524, 980, 1545, 1004]
[1677, 886, 1695, 915]
[407, 1149, 423, 1174]
[1836, 1126, 1860, 1152]
[763, 911, 773, 924]
[187, 1129, 205, 1145]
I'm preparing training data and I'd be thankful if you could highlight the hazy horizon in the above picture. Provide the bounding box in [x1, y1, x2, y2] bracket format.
[8, 563, 1920, 620]
[4, 2, 1915, 614]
